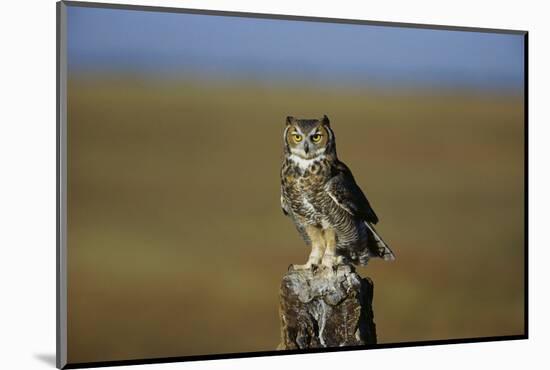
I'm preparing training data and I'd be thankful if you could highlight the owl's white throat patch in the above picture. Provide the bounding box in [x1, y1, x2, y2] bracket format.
[289, 154, 325, 171]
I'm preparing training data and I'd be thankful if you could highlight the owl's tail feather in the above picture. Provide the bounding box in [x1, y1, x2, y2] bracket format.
[364, 222, 396, 261]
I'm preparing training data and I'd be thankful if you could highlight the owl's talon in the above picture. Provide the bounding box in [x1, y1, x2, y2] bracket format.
[289, 263, 312, 271]
[288, 264, 295, 272]
[310, 264, 319, 273]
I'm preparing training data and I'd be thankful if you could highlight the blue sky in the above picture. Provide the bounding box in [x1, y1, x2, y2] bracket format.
[67, 5, 525, 90]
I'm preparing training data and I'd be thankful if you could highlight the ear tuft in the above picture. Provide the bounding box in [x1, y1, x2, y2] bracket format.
[322, 115, 330, 127]
[285, 116, 295, 126]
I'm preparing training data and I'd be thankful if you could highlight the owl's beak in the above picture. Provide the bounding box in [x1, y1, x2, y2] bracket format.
[303, 142, 310, 154]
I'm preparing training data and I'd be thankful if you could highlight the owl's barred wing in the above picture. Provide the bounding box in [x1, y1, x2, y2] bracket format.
[280, 194, 289, 216]
[280, 183, 291, 216]
[326, 165, 395, 260]
[325, 165, 379, 224]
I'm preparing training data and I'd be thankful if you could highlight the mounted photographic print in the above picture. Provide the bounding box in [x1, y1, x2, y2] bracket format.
[56, 1, 528, 368]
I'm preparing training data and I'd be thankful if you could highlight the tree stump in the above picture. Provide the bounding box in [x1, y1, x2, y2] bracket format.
[278, 265, 376, 350]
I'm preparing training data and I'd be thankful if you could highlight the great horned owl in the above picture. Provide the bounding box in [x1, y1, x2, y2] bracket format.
[280, 115, 395, 270]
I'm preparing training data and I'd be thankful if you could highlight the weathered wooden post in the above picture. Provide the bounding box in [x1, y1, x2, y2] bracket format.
[278, 265, 377, 349]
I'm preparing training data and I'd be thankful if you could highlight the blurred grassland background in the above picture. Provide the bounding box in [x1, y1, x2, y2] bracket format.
[66, 4, 525, 364]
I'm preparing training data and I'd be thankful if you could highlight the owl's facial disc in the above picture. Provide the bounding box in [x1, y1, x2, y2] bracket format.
[287, 124, 328, 159]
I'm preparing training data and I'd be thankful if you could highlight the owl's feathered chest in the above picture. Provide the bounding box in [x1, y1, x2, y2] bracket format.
[281, 156, 334, 223]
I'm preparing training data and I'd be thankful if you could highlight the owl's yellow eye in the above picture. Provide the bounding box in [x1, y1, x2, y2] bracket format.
[292, 134, 303, 143]
[311, 134, 322, 143]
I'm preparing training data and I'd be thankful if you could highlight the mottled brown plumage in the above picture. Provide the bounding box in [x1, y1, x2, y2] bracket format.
[280, 115, 395, 270]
